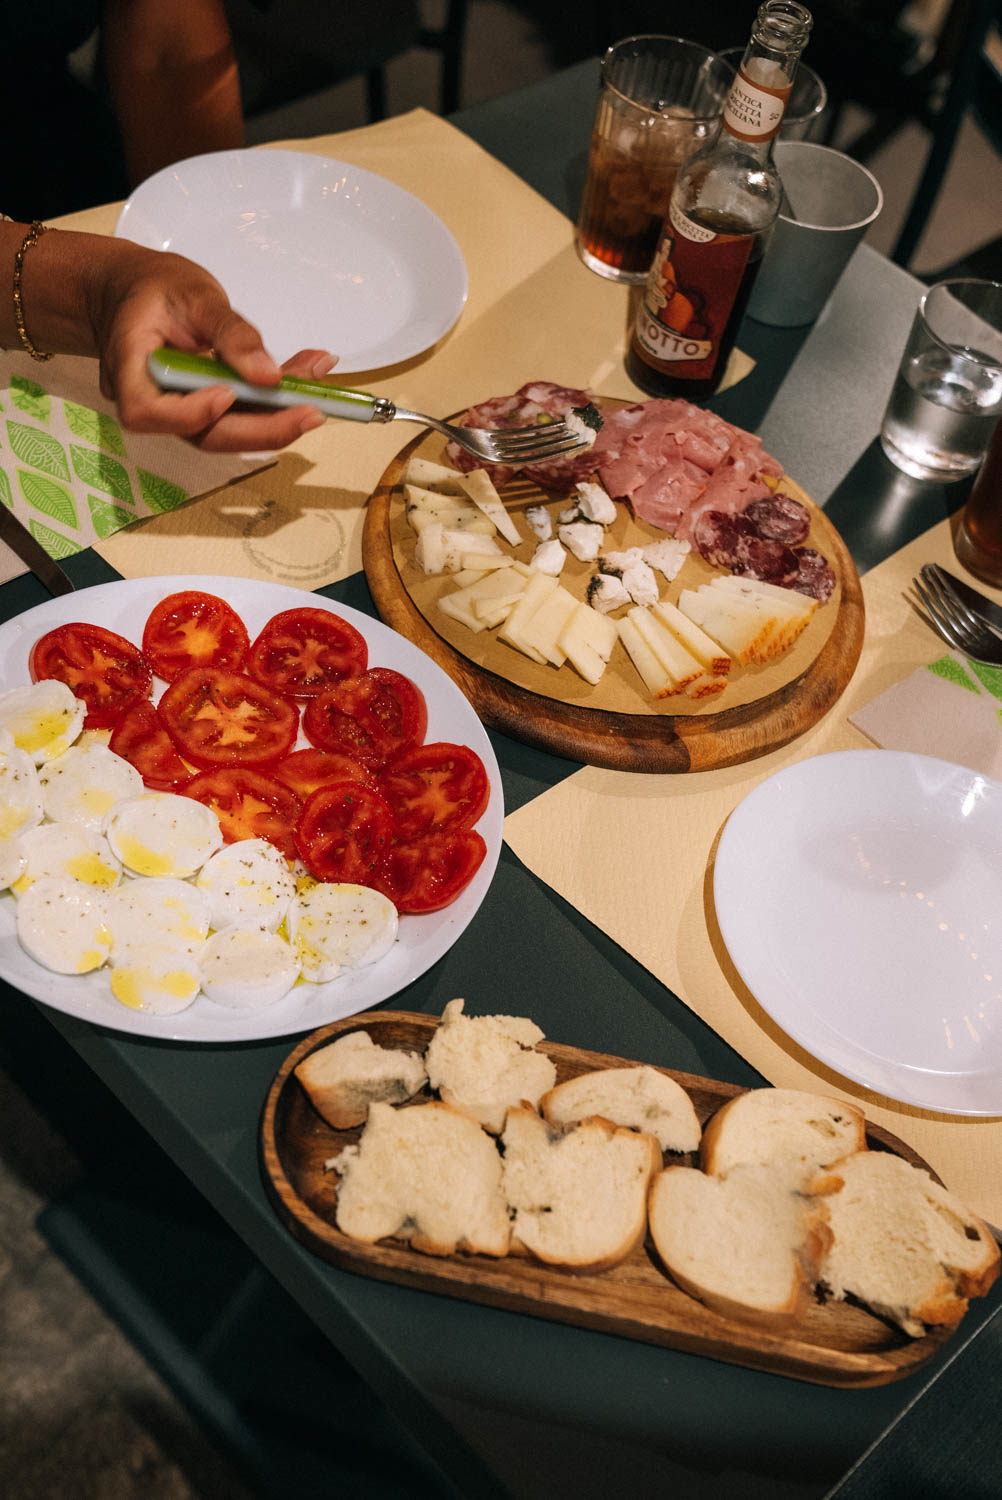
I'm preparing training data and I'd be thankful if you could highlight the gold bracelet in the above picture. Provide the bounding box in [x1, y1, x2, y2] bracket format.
[12, 221, 53, 362]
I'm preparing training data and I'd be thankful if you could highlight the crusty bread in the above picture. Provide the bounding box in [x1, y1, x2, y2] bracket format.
[701, 1088, 867, 1186]
[501, 1104, 661, 1272]
[333, 1101, 511, 1257]
[808, 1151, 1001, 1336]
[540, 1065, 700, 1153]
[295, 1029, 427, 1129]
[424, 997, 557, 1134]
[648, 1163, 832, 1329]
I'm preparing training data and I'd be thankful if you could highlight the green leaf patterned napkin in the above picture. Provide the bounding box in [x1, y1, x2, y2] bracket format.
[850, 650, 1002, 780]
[0, 351, 271, 582]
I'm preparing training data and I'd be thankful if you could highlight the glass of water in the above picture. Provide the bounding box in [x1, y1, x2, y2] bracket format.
[880, 279, 1002, 481]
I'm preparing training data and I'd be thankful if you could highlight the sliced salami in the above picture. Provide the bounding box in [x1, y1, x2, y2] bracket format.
[790, 547, 836, 602]
[742, 494, 810, 545]
[733, 534, 800, 586]
[692, 510, 759, 568]
[445, 382, 596, 482]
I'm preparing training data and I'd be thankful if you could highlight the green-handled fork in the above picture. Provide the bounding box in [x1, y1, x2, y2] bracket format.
[149, 348, 595, 465]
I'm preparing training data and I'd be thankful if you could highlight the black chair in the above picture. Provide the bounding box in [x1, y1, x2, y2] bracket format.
[226, 0, 468, 123]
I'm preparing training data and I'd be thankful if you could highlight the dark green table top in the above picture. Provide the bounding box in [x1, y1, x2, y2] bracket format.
[2, 58, 997, 1500]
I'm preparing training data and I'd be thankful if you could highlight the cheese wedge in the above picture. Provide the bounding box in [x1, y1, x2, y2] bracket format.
[405, 457, 467, 491]
[710, 577, 816, 650]
[627, 607, 704, 695]
[678, 587, 779, 664]
[458, 469, 522, 547]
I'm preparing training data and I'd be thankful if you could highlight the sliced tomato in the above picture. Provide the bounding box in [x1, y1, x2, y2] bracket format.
[159, 666, 298, 768]
[379, 742, 490, 841]
[294, 781, 394, 884]
[30, 622, 152, 729]
[182, 767, 302, 858]
[372, 830, 487, 913]
[302, 668, 427, 770]
[248, 607, 368, 698]
[141, 591, 250, 681]
[272, 747, 375, 800]
[108, 699, 193, 790]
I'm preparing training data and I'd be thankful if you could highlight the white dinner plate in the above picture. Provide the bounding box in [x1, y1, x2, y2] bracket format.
[115, 149, 468, 371]
[713, 749, 1002, 1115]
[0, 577, 502, 1043]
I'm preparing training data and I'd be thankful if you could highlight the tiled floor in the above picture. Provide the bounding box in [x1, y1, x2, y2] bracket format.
[4, 4, 1001, 1497]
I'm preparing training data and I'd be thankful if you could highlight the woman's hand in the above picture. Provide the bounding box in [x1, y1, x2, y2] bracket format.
[86, 238, 336, 452]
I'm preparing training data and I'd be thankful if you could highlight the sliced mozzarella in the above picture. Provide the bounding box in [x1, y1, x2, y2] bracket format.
[287, 883, 398, 983]
[109, 945, 202, 1015]
[0, 680, 85, 765]
[104, 877, 211, 961]
[196, 838, 297, 931]
[39, 741, 144, 829]
[0, 837, 27, 890]
[104, 792, 222, 877]
[199, 926, 300, 1009]
[14, 821, 122, 896]
[0, 746, 44, 841]
[16, 876, 111, 974]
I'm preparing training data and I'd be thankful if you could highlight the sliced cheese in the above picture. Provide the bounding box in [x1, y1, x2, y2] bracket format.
[437, 591, 488, 632]
[651, 599, 732, 676]
[618, 616, 678, 698]
[558, 603, 617, 686]
[468, 570, 529, 618]
[403, 483, 495, 536]
[520, 585, 579, 668]
[458, 469, 522, 547]
[710, 576, 815, 649]
[498, 572, 558, 665]
[627, 607, 703, 695]
[404, 457, 467, 491]
[453, 567, 490, 588]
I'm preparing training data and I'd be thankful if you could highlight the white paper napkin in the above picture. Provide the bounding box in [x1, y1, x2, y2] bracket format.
[0, 350, 271, 583]
[850, 650, 1002, 780]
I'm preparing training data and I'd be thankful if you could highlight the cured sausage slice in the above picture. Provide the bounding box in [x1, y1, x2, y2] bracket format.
[742, 494, 810, 545]
[733, 534, 800, 586]
[692, 510, 759, 568]
[790, 547, 836, 602]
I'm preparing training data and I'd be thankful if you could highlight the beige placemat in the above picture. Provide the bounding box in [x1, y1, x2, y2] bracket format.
[52, 109, 750, 589]
[504, 513, 1002, 1227]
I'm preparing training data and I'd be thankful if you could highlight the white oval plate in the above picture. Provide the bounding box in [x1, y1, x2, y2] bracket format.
[0, 577, 501, 1043]
[714, 749, 1002, 1115]
[115, 149, 468, 371]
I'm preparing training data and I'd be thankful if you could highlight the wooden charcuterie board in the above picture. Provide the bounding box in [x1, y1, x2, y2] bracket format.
[362, 411, 865, 773]
[260, 1011, 957, 1388]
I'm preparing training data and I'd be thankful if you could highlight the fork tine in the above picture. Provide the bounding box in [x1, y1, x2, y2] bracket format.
[914, 576, 1002, 663]
[921, 565, 981, 633]
[914, 577, 967, 651]
[490, 436, 587, 461]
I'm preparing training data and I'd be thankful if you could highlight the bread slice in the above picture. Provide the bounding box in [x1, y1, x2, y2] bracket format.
[295, 1029, 427, 1129]
[701, 1088, 867, 1187]
[424, 998, 557, 1134]
[540, 1065, 701, 1153]
[808, 1151, 1001, 1336]
[502, 1105, 661, 1271]
[333, 1101, 511, 1257]
[648, 1162, 832, 1328]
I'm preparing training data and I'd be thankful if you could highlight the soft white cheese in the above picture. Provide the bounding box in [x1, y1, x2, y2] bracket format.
[558, 520, 604, 563]
[531, 539, 567, 576]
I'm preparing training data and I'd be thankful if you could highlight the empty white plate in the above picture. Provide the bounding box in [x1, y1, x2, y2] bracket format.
[115, 149, 468, 371]
[714, 749, 1002, 1115]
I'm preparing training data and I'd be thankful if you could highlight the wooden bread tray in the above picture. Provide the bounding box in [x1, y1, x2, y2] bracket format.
[260, 1011, 960, 1388]
[362, 412, 866, 774]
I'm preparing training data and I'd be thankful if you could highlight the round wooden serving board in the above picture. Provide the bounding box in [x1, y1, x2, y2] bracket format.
[260, 1012, 958, 1388]
[363, 411, 865, 773]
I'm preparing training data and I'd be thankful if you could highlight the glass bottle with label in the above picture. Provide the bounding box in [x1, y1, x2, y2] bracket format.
[625, 0, 813, 401]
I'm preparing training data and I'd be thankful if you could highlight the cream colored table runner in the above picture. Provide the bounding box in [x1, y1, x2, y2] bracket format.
[50, 107, 714, 589]
[505, 517, 1002, 1228]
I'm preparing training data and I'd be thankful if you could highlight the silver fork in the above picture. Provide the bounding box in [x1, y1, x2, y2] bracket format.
[148, 349, 594, 465]
[913, 570, 1002, 665]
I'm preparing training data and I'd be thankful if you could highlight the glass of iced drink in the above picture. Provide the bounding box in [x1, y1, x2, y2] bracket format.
[880, 279, 1002, 481]
[575, 36, 734, 284]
